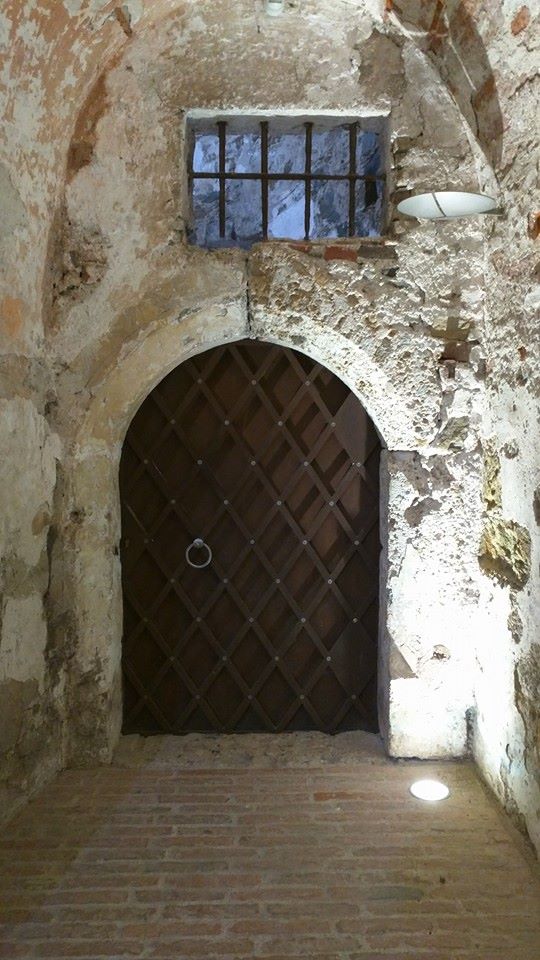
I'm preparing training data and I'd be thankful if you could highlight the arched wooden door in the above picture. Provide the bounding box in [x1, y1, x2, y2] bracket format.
[120, 340, 381, 735]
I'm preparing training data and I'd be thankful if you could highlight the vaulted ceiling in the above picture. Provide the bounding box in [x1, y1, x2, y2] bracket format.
[1, 0, 505, 190]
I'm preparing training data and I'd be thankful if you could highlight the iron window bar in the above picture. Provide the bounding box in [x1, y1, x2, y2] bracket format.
[218, 120, 227, 239]
[261, 120, 269, 240]
[304, 121, 313, 241]
[189, 119, 386, 243]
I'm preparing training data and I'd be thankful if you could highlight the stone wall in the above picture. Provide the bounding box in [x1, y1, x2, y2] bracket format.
[0, 0, 538, 854]
[466, 3, 540, 853]
[45, 0, 487, 772]
[0, 0, 129, 819]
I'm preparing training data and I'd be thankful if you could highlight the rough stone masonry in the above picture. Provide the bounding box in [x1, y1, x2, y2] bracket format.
[0, 1, 538, 855]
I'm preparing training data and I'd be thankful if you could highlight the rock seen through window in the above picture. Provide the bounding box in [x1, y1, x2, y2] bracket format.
[189, 117, 385, 248]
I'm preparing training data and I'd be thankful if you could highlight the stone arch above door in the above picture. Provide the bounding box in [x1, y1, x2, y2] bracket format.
[58, 293, 483, 767]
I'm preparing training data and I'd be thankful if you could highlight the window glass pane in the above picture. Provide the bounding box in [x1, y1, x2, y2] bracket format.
[357, 130, 382, 175]
[310, 180, 349, 239]
[226, 179, 262, 247]
[192, 132, 219, 173]
[312, 126, 349, 175]
[355, 179, 384, 237]
[192, 179, 221, 246]
[268, 181, 305, 239]
[225, 133, 261, 173]
[268, 132, 305, 174]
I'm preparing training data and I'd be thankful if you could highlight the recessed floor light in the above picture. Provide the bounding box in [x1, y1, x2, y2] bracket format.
[410, 779, 450, 802]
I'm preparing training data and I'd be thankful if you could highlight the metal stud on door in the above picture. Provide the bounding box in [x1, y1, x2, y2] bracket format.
[120, 340, 381, 735]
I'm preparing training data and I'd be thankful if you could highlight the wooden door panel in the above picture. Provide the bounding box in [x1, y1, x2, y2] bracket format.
[120, 340, 381, 735]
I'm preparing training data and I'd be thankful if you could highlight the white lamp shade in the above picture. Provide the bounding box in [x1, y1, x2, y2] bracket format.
[397, 191, 497, 220]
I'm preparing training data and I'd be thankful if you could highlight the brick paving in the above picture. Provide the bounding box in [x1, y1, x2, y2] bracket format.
[0, 733, 539, 959]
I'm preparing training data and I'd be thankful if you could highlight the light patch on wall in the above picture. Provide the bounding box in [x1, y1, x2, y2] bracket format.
[0, 10, 9, 46]
[0, 596, 47, 690]
[114, 1, 144, 34]
[0, 163, 27, 243]
[63, 0, 110, 16]
[123, 0, 143, 23]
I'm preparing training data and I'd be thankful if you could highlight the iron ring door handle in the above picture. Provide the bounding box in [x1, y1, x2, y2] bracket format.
[185, 538, 213, 569]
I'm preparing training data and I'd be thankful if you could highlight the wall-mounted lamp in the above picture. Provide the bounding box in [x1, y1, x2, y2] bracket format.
[397, 191, 497, 220]
[266, 0, 284, 15]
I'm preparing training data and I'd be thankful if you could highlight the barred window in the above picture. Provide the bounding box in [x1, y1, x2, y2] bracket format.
[187, 116, 386, 250]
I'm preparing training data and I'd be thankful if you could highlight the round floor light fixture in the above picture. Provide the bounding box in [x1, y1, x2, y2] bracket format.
[397, 191, 497, 220]
[410, 779, 450, 802]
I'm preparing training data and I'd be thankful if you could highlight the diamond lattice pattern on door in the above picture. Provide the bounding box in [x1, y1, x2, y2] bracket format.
[120, 340, 381, 734]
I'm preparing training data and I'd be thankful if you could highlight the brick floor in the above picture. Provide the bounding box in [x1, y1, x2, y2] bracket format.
[0, 733, 539, 959]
